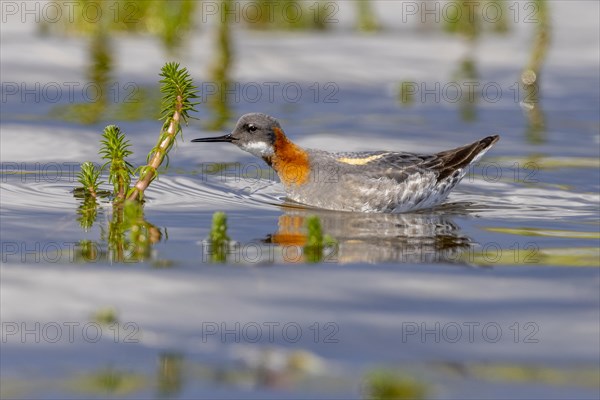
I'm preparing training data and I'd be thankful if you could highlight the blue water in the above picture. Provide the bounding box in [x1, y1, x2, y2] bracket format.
[1, 5, 599, 399]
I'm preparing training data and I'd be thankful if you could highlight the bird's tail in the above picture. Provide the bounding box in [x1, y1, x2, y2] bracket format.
[434, 135, 500, 182]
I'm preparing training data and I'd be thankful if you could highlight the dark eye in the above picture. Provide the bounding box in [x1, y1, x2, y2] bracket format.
[247, 124, 257, 133]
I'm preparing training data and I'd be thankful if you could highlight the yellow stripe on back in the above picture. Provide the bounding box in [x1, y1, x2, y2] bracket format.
[337, 154, 387, 165]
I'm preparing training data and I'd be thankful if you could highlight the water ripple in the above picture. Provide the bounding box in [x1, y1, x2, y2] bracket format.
[454, 180, 599, 221]
[1, 181, 81, 212]
[145, 176, 286, 211]
[1, 174, 597, 224]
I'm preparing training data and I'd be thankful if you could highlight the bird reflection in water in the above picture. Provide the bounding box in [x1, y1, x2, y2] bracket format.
[265, 206, 473, 265]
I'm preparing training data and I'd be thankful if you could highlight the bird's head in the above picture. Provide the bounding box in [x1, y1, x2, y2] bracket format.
[192, 113, 282, 158]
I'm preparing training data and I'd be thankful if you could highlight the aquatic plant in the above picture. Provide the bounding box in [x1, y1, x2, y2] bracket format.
[41, 0, 197, 53]
[206, 0, 234, 131]
[73, 201, 162, 264]
[356, 0, 381, 32]
[89, 201, 160, 263]
[76, 196, 99, 231]
[92, 307, 119, 325]
[128, 62, 198, 201]
[209, 212, 230, 263]
[522, 0, 551, 143]
[363, 369, 428, 400]
[304, 215, 336, 263]
[244, 0, 333, 30]
[398, 80, 416, 105]
[76, 161, 102, 199]
[68, 367, 145, 396]
[75, 239, 102, 262]
[100, 125, 134, 201]
[72, 62, 195, 264]
[75, 62, 197, 202]
[157, 353, 184, 396]
[122, 201, 162, 260]
[444, 0, 508, 39]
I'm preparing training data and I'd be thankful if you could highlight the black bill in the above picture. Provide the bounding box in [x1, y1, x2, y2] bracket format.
[191, 134, 236, 143]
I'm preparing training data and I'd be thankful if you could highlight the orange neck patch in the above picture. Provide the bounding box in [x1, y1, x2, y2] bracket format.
[269, 127, 310, 186]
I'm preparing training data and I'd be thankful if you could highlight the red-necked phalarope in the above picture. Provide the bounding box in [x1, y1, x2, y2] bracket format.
[192, 113, 499, 213]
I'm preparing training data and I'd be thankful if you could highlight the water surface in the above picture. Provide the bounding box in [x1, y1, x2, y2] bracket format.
[1, 1, 599, 399]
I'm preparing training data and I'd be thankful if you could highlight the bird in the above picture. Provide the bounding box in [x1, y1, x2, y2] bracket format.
[192, 113, 499, 213]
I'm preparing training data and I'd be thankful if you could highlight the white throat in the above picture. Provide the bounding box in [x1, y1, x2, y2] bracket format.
[240, 141, 274, 158]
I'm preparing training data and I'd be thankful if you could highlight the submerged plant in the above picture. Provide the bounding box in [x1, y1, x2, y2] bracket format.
[75, 239, 102, 262]
[356, 0, 381, 32]
[100, 125, 134, 201]
[128, 62, 199, 201]
[209, 212, 230, 263]
[443, 0, 508, 39]
[87, 201, 161, 263]
[41, 0, 197, 53]
[245, 0, 332, 30]
[92, 307, 119, 326]
[363, 369, 429, 400]
[75, 62, 197, 203]
[76, 195, 99, 230]
[76, 161, 102, 198]
[72, 62, 197, 264]
[304, 215, 336, 263]
[123, 201, 162, 260]
[74, 201, 163, 264]
[68, 367, 145, 396]
[522, 0, 550, 143]
[206, 0, 233, 130]
[104, 201, 161, 262]
[157, 353, 184, 396]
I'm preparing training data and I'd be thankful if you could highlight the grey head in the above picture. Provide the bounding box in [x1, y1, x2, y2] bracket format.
[191, 113, 282, 158]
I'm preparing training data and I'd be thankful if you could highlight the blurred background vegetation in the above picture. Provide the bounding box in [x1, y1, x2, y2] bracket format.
[42, 0, 550, 140]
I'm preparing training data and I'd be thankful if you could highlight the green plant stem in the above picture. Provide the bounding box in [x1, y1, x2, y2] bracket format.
[127, 97, 182, 201]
